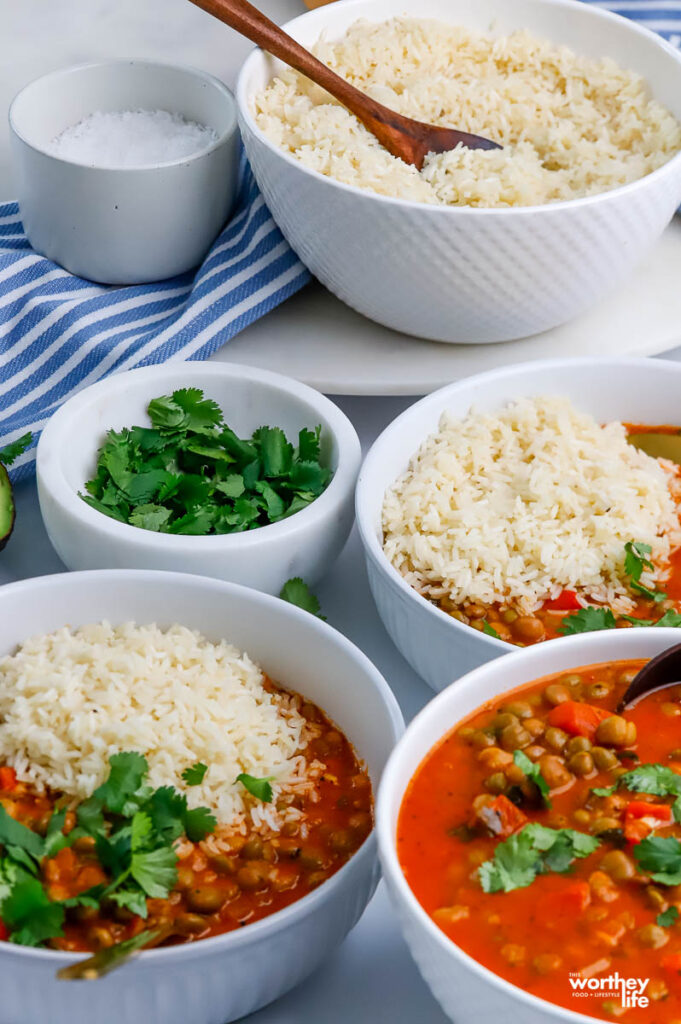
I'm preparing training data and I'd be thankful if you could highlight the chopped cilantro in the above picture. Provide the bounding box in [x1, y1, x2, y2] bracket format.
[0, 433, 32, 468]
[478, 824, 600, 894]
[3, 873, 65, 947]
[657, 906, 680, 928]
[237, 773, 274, 803]
[481, 621, 501, 640]
[622, 610, 681, 629]
[512, 750, 551, 807]
[183, 806, 217, 843]
[79, 389, 331, 535]
[109, 888, 149, 919]
[593, 764, 681, 804]
[624, 540, 667, 603]
[558, 607, 617, 635]
[279, 578, 325, 619]
[634, 836, 681, 885]
[181, 762, 207, 786]
[93, 751, 148, 815]
[0, 805, 45, 860]
[0, 751, 217, 949]
[130, 845, 178, 900]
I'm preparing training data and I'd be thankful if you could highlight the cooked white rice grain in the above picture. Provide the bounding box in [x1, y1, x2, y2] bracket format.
[254, 18, 681, 207]
[0, 622, 317, 831]
[382, 396, 681, 613]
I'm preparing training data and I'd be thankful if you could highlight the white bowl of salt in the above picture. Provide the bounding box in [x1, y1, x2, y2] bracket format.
[9, 61, 239, 284]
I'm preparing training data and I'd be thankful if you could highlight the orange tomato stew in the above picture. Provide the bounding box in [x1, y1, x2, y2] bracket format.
[398, 660, 681, 1022]
[436, 424, 681, 648]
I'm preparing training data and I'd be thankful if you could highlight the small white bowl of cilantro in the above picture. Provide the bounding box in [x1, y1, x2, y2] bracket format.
[36, 363, 361, 594]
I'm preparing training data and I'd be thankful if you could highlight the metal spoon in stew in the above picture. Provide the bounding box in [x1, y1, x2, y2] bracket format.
[188, 0, 501, 169]
[617, 641, 681, 712]
[57, 928, 168, 981]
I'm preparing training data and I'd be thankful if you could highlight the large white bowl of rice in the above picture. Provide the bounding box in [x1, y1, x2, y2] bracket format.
[236, 0, 681, 343]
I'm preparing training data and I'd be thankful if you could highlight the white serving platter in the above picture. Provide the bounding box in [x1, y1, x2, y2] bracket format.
[215, 217, 681, 395]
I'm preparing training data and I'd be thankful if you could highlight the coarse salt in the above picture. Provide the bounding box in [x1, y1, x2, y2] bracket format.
[49, 108, 218, 168]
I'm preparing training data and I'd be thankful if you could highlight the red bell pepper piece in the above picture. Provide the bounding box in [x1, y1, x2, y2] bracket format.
[545, 589, 582, 612]
[624, 800, 673, 843]
[546, 701, 613, 739]
[0, 766, 17, 791]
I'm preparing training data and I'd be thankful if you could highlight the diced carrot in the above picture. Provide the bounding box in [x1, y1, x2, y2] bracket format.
[0, 919, 8, 941]
[546, 701, 612, 739]
[550, 881, 591, 918]
[662, 954, 681, 983]
[0, 766, 17, 791]
[544, 590, 582, 612]
[479, 795, 528, 838]
[624, 800, 673, 843]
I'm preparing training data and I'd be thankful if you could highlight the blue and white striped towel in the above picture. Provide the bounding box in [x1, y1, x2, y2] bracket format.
[0, 154, 310, 482]
[2, 1, 681, 481]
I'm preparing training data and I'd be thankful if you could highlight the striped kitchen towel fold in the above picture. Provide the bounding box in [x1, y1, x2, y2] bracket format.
[0, 153, 310, 483]
[592, 0, 681, 45]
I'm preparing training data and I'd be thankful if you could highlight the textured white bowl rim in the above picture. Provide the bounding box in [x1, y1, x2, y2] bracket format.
[0, 568, 404, 967]
[236, 0, 681, 216]
[355, 354, 681, 658]
[376, 627, 681, 1024]
[38, 361, 361, 553]
[9, 60, 238, 173]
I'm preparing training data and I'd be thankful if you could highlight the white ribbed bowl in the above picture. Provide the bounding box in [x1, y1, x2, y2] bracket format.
[237, 0, 681, 344]
[355, 356, 681, 691]
[377, 627, 681, 1024]
[37, 362, 361, 595]
[0, 570, 403, 1024]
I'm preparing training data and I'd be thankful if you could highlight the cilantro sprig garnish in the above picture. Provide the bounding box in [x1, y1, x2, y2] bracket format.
[556, 540, 677, 635]
[279, 578, 325, 619]
[237, 773, 274, 803]
[558, 607, 617, 636]
[478, 824, 600, 894]
[634, 836, 681, 885]
[624, 541, 667, 603]
[0, 433, 32, 468]
[182, 762, 207, 786]
[657, 906, 680, 928]
[512, 750, 551, 807]
[0, 751, 216, 948]
[79, 389, 332, 535]
[592, 764, 681, 818]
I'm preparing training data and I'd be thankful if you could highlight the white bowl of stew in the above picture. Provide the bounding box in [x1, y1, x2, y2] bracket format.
[0, 569, 403, 1024]
[37, 362, 361, 596]
[356, 356, 681, 691]
[378, 627, 681, 1024]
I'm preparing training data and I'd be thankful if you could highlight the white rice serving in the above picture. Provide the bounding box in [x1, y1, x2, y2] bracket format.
[382, 396, 681, 613]
[0, 622, 320, 833]
[254, 17, 681, 207]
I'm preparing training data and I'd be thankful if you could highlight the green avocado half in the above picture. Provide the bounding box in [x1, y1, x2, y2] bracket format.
[0, 463, 15, 550]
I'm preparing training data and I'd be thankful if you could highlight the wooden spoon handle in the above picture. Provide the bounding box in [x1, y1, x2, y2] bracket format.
[188, 0, 403, 139]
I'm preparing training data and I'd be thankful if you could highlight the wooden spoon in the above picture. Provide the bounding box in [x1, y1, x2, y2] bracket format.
[188, 0, 501, 169]
[617, 641, 681, 712]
